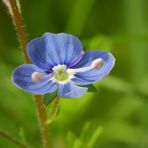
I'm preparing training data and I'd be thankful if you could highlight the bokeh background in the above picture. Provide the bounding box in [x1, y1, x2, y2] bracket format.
[0, 0, 148, 148]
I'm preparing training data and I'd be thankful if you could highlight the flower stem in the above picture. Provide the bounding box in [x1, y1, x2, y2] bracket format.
[35, 95, 51, 148]
[3, 1, 51, 148]
[4, 0, 31, 63]
[0, 130, 28, 148]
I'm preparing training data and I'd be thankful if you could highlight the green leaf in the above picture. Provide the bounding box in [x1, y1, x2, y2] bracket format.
[98, 75, 134, 94]
[19, 128, 32, 148]
[67, 132, 77, 148]
[65, 0, 95, 36]
[83, 35, 112, 51]
[73, 139, 83, 148]
[86, 84, 97, 92]
[43, 91, 57, 106]
[87, 126, 103, 148]
[66, 123, 103, 148]
[80, 122, 91, 142]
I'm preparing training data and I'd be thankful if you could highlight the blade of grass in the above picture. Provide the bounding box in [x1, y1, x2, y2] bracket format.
[123, 0, 147, 82]
[65, 0, 95, 37]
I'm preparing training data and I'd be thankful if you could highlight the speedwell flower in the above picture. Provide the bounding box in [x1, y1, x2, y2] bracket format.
[12, 33, 115, 98]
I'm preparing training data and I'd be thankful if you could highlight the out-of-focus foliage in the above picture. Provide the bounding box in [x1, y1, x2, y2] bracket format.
[66, 123, 103, 148]
[0, 0, 148, 148]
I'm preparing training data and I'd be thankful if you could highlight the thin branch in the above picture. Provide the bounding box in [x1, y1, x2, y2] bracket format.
[0, 130, 28, 148]
[35, 95, 51, 148]
[6, 0, 31, 63]
[2, 1, 51, 148]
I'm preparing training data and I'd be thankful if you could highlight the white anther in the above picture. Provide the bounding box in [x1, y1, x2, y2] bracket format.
[90, 58, 104, 69]
[31, 72, 42, 82]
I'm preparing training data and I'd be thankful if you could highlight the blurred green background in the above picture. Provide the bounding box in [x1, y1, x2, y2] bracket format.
[0, 0, 148, 148]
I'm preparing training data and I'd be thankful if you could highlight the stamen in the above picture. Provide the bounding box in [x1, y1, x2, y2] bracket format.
[66, 67, 91, 74]
[66, 58, 104, 73]
[31, 72, 42, 82]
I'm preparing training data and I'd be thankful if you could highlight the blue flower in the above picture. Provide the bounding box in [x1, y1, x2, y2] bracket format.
[12, 33, 115, 98]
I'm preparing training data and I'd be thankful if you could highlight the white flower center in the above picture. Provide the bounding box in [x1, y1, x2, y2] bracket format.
[50, 65, 75, 84]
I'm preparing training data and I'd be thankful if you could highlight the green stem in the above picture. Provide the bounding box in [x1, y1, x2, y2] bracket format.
[3, 1, 51, 148]
[0, 130, 28, 148]
[47, 96, 61, 124]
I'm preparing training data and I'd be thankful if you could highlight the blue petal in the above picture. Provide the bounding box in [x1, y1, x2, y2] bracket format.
[27, 33, 84, 70]
[58, 82, 88, 98]
[72, 50, 115, 85]
[12, 64, 58, 94]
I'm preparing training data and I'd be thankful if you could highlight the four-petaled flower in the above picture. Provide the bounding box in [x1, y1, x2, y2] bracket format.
[12, 33, 115, 98]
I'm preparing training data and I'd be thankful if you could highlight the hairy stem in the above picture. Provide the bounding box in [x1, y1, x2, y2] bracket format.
[3, 0, 50, 148]
[35, 95, 51, 148]
[0, 130, 28, 148]
[5, 0, 30, 63]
